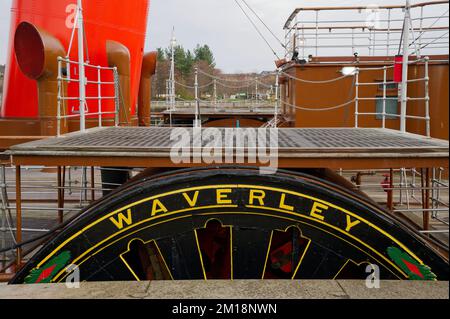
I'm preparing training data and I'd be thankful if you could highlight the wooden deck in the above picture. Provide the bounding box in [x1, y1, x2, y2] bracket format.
[6, 127, 449, 169]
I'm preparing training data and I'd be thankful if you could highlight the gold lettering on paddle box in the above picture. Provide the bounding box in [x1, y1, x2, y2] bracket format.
[183, 191, 200, 207]
[310, 202, 329, 221]
[249, 190, 266, 206]
[345, 215, 361, 233]
[151, 199, 168, 216]
[216, 189, 233, 204]
[110, 209, 133, 230]
[279, 193, 294, 211]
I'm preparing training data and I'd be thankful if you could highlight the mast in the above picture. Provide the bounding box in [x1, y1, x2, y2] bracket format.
[77, 0, 86, 132]
[170, 28, 176, 113]
[194, 67, 201, 128]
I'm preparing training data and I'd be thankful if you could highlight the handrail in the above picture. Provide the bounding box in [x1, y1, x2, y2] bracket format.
[283, 0, 449, 59]
[56, 56, 120, 137]
[284, 1, 449, 29]
[279, 58, 432, 137]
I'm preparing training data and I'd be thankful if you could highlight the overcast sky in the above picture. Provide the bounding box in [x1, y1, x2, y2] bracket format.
[0, 0, 443, 73]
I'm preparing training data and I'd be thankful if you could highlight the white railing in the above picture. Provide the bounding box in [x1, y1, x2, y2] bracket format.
[57, 57, 120, 137]
[151, 100, 275, 110]
[160, 68, 280, 126]
[284, 1, 449, 60]
[280, 56, 433, 137]
[355, 57, 431, 136]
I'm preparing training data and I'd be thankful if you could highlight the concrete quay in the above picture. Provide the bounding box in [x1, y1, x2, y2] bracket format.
[0, 280, 448, 299]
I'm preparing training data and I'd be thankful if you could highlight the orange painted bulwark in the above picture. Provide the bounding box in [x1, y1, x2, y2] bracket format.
[1, 0, 150, 120]
[282, 56, 449, 140]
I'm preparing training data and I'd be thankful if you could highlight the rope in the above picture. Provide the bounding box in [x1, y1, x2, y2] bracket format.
[281, 98, 356, 112]
[281, 71, 354, 84]
[240, 0, 286, 50]
[409, 9, 449, 49]
[175, 80, 215, 89]
[196, 68, 277, 83]
[175, 81, 195, 89]
[215, 81, 253, 89]
[196, 69, 254, 83]
[175, 97, 192, 102]
[256, 81, 273, 88]
[233, 0, 281, 60]
[419, 31, 449, 50]
[199, 81, 215, 89]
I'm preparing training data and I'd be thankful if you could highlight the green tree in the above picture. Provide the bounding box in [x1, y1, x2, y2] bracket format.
[156, 48, 166, 62]
[194, 44, 216, 67]
[184, 50, 195, 75]
[164, 45, 195, 77]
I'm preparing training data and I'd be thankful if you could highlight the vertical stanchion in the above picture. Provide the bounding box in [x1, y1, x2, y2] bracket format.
[194, 67, 201, 128]
[431, 168, 436, 217]
[418, 7, 424, 57]
[91, 167, 95, 201]
[57, 58, 62, 137]
[213, 79, 217, 111]
[351, 29, 355, 55]
[255, 77, 258, 111]
[420, 168, 426, 227]
[355, 69, 360, 128]
[62, 166, 66, 208]
[388, 168, 394, 211]
[294, 13, 299, 56]
[0, 165, 6, 264]
[274, 70, 280, 126]
[166, 79, 172, 127]
[80, 167, 88, 206]
[68, 166, 73, 196]
[424, 168, 431, 232]
[114, 67, 120, 126]
[83, 167, 88, 204]
[170, 29, 177, 112]
[399, 168, 404, 206]
[382, 66, 387, 128]
[165, 79, 170, 108]
[400, 1, 411, 133]
[57, 166, 64, 224]
[411, 168, 417, 199]
[372, 30, 376, 56]
[315, 10, 319, 57]
[424, 57, 431, 137]
[77, 0, 86, 132]
[387, 9, 391, 56]
[301, 26, 305, 59]
[97, 66, 102, 128]
[436, 168, 443, 218]
[15, 166, 21, 267]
